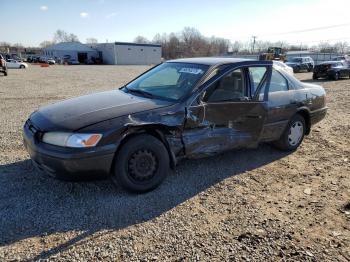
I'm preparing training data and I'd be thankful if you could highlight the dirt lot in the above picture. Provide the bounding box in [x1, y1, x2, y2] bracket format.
[0, 65, 349, 261]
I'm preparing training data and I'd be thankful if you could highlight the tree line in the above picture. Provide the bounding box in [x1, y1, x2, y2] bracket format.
[133, 27, 349, 58]
[1, 27, 349, 58]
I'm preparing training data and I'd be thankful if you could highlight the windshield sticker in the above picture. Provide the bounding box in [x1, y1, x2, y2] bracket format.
[179, 68, 204, 75]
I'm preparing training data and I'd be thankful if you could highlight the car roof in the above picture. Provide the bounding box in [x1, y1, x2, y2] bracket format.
[167, 57, 272, 66]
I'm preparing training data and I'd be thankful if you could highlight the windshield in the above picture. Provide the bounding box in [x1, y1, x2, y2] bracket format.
[125, 62, 209, 101]
[291, 58, 302, 63]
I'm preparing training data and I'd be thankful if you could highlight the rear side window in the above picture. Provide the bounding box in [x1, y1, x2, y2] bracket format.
[248, 67, 267, 95]
[269, 69, 288, 92]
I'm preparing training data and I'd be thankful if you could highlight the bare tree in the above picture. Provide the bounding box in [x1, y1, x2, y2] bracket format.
[67, 33, 79, 42]
[53, 30, 79, 43]
[318, 41, 335, 53]
[231, 41, 242, 53]
[334, 41, 349, 54]
[40, 41, 53, 48]
[53, 30, 68, 43]
[0, 42, 11, 53]
[134, 36, 149, 44]
[86, 38, 98, 44]
[152, 33, 162, 44]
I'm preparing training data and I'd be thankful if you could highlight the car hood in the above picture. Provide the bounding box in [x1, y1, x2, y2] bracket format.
[30, 89, 172, 131]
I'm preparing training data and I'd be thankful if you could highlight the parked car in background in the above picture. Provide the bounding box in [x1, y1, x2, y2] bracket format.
[23, 58, 328, 192]
[332, 55, 350, 62]
[286, 57, 314, 73]
[313, 61, 350, 80]
[63, 55, 71, 64]
[6, 59, 28, 69]
[273, 61, 294, 75]
[0, 54, 8, 76]
[331, 56, 350, 68]
[27, 56, 40, 63]
[47, 58, 56, 65]
[68, 59, 80, 65]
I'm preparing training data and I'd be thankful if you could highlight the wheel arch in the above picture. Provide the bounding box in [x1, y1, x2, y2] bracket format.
[296, 108, 311, 135]
[111, 124, 180, 173]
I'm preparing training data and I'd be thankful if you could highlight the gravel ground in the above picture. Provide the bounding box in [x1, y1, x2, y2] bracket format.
[0, 65, 349, 261]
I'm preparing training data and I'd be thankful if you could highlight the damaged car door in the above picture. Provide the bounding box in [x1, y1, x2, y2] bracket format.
[183, 66, 269, 157]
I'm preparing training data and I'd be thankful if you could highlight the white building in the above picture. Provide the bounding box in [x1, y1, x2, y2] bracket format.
[94, 42, 162, 65]
[42, 42, 99, 63]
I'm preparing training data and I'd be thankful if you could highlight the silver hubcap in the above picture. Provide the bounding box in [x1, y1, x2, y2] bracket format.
[288, 121, 303, 146]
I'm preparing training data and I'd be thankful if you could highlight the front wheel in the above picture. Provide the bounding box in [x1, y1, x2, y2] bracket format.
[312, 73, 318, 80]
[334, 72, 339, 81]
[112, 134, 170, 193]
[20, 65, 25, 69]
[273, 114, 305, 151]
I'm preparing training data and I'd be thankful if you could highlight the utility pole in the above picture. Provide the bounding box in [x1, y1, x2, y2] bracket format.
[252, 36, 257, 53]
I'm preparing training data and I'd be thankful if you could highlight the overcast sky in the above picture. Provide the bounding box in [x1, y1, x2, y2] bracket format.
[1, 0, 350, 47]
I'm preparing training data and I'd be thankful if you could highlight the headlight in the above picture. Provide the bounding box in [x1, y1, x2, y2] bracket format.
[42, 132, 102, 148]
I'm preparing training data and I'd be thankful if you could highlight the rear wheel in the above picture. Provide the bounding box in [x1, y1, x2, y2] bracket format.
[112, 134, 170, 193]
[20, 65, 25, 69]
[273, 114, 305, 151]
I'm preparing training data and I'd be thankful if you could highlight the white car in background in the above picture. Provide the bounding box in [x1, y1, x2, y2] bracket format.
[47, 58, 56, 65]
[273, 61, 294, 75]
[6, 59, 28, 69]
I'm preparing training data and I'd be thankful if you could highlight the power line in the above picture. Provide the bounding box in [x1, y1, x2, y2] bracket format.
[261, 22, 350, 37]
[284, 36, 350, 46]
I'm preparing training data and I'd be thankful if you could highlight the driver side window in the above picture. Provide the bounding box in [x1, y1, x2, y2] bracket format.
[203, 69, 245, 102]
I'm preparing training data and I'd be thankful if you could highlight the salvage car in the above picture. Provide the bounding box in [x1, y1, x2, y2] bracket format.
[273, 61, 294, 75]
[23, 58, 327, 192]
[0, 54, 8, 76]
[286, 57, 314, 73]
[313, 61, 350, 80]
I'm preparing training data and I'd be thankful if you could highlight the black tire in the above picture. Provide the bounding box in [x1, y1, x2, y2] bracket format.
[20, 65, 25, 69]
[273, 114, 305, 151]
[112, 134, 170, 193]
[294, 66, 300, 73]
[334, 72, 339, 81]
[4, 70, 7, 76]
[312, 73, 318, 80]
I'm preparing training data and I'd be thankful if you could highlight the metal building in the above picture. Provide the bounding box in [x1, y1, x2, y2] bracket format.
[94, 42, 162, 65]
[43, 42, 99, 63]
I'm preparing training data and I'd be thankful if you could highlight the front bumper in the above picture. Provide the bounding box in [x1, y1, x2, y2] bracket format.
[314, 70, 336, 78]
[310, 107, 328, 126]
[23, 120, 116, 180]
